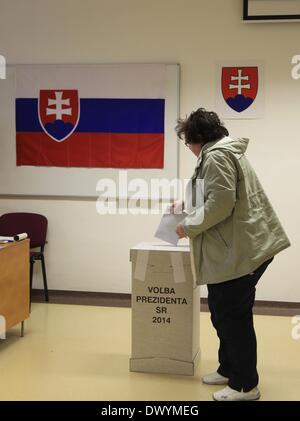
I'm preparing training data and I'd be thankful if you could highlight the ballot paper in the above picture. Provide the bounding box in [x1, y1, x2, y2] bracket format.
[154, 208, 188, 246]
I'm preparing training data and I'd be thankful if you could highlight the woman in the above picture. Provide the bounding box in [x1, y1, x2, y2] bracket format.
[174, 108, 291, 401]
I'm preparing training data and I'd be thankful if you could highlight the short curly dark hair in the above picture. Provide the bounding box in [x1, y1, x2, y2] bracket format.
[175, 108, 229, 145]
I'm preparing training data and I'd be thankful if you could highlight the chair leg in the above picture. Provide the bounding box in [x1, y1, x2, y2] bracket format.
[40, 254, 49, 302]
[29, 259, 34, 312]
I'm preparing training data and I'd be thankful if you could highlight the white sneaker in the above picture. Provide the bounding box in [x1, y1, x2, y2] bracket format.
[202, 371, 229, 385]
[213, 386, 261, 401]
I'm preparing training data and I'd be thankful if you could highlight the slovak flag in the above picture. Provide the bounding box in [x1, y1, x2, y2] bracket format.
[15, 65, 165, 168]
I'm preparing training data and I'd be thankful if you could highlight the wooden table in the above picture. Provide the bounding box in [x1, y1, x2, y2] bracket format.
[0, 239, 30, 338]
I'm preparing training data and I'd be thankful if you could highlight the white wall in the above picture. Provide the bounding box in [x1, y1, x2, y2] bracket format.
[0, 0, 298, 301]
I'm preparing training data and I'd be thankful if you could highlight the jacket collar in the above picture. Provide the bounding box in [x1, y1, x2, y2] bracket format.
[195, 138, 221, 167]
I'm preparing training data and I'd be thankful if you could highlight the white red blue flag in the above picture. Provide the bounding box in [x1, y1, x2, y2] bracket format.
[16, 65, 165, 168]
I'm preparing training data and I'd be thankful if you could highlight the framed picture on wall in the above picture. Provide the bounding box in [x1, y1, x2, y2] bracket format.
[243, 0, 300, 22]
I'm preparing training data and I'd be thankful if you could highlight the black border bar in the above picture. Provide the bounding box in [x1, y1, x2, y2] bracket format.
[243, 0, 300, 21]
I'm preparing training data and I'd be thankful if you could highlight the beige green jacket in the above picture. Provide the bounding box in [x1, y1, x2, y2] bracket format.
[182, 136, 291, 285]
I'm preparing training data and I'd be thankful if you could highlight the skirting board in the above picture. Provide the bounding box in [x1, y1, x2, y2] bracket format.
[31, 289, 300, 317]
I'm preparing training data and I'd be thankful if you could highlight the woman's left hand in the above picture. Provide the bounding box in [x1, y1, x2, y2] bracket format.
[176, 224, 187, 239]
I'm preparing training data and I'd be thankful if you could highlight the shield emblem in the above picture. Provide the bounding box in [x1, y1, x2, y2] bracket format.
[38, 89, 80, 142]
[221, 67, 258, 113]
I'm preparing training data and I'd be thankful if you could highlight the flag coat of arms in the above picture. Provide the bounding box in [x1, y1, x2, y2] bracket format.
[15, 65, 165, 168]
[38, 89, 80, 142]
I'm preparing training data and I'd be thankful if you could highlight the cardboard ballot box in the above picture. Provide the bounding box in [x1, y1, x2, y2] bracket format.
[129, 242, 200, 376]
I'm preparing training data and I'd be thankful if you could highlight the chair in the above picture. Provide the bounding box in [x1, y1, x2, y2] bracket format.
[0, 212, 49, 303]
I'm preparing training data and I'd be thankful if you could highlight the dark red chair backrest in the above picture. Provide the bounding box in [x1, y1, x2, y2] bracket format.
[0, 212, 48, 249]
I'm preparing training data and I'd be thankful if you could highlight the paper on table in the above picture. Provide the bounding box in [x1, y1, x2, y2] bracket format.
[14, 233, 28, 241]
[0, 236, 14, 242]
[154, 208, 188, 246]
[0, 233, 28, 242]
